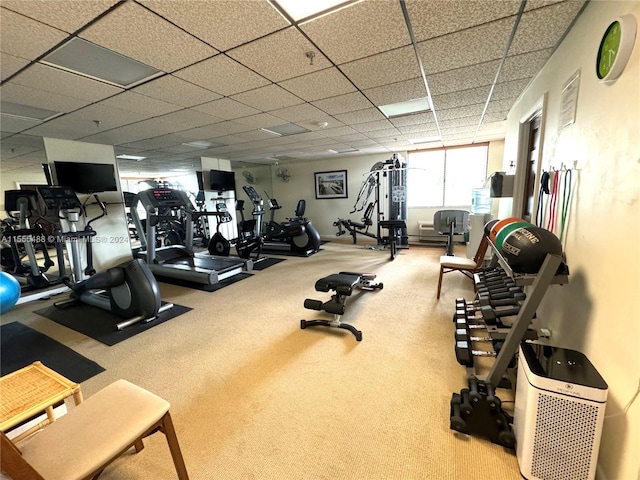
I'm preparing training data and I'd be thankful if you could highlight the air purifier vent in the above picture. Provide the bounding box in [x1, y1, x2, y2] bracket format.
[531, 393, 599, 480]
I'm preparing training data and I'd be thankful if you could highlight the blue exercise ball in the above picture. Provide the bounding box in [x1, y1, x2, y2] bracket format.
[0, 271, 21, 314]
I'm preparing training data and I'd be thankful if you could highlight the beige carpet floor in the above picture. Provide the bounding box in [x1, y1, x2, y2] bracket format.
[2, 241, 521, 479]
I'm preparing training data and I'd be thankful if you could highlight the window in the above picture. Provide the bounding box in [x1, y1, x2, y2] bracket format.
[407, 144, 488, 207]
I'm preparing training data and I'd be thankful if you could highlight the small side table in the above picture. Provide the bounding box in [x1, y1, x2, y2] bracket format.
[0, 361, 83, 442]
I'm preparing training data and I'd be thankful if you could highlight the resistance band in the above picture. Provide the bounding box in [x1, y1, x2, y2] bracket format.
[546, 170, 560, 232]
[559, 169, 573, 244]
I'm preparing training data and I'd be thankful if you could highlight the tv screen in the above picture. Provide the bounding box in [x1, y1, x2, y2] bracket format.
[54, 161, 118, 194]
[210, 170, 235, 192]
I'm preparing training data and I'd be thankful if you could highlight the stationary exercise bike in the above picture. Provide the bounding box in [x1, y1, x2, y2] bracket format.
[40, 186, 170, 330]
[207, 199, 263, 261]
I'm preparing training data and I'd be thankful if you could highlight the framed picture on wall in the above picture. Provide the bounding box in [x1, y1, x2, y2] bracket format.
[314, 170, 348, 199]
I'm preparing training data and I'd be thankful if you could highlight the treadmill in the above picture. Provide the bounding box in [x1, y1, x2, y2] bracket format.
[131, 188, 251, 285]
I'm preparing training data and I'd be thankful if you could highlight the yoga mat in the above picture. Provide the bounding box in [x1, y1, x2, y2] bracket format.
[34, 302, 192, 346]
[1, 322, 105, 382]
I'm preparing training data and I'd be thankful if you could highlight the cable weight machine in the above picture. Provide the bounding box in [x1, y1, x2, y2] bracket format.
[333, 154, 408, 257]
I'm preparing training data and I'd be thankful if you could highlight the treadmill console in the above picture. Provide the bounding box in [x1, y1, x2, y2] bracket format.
[4, 189, 39, 214]
[150, 189, 186, 207]
[37, 186, 82, 211]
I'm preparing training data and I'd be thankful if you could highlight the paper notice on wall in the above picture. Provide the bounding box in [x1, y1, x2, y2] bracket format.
[559, 69, 580, 131]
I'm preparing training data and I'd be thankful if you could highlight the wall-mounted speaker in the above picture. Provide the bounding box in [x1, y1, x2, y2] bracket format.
[514, 342, 608, 480]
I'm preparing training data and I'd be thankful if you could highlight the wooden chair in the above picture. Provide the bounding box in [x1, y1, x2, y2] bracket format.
[437, 235, 489, 299]
[0, 379, 189, 480]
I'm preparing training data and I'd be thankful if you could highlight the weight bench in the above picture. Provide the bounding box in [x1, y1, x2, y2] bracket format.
[300, 272, 383, 341]
[379, 219, 406, 260]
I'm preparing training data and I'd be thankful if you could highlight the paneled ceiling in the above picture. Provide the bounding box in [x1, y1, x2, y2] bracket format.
[0, 0, 587, 176]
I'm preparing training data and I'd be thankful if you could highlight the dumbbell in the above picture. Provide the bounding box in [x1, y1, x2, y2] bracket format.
[476, 276, 517, 289]
[473, 293, 525, 308]
[476, 282, 520, 296]
[455, 340, 497, 366]
[457, 298, 522, 325]
[468, 375, 501, 411]
[477, 287, 525, 301]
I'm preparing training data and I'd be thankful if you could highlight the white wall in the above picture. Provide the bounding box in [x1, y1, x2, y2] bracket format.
[502, 2, 640, 478]
[44, 138, 132, 273]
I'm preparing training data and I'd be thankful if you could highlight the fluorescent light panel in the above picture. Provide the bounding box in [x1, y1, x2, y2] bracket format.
[379, 97, 431, 118]
[273, 0, 357, 22]
[327, 146, 359, 154]
[181, 141, 225, 149]
[0, 101, 60, 121]
[42, 38, 161, 87]
[261, 123, 310, 136]
[116, 154, 146, 161]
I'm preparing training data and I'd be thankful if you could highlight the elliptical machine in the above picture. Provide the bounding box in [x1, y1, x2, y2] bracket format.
[39, 186, 170, 330]
[244, 186, 321, 256]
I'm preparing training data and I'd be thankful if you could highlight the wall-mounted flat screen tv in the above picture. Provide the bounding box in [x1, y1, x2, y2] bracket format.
[210, 169, 235, 192]
[54, 161, 118, 194]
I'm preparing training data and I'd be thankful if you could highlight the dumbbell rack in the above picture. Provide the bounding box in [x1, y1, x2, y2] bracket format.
[449, 235, 569, 448]
[481, 237, 568, 387]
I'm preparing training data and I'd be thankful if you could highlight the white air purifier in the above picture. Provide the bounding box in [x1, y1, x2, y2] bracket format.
[514, 342, 608, 480]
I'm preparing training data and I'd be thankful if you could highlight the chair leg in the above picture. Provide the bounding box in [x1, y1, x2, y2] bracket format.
[134, 439, 145, 453]
[437, 266, 444, 299]
[160, 412, 189, 480]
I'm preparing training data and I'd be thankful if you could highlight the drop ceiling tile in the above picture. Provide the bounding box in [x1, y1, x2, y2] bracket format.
[1, 52, 29, 81]
[231, 84, 304, 112]
[79, 126, 153, 146]
[427, 60, 500, 96]
[432, 85, 491, 111]
[279, 67, 356, 102]
[270, 103, 330, 123]
[500, 49, 554, 82]
[492, 78, 531, 101]
[1, 83, 88, 113]
[174, 55, 270, 96]
[417, 16, 515, 75]
[227, 27, 331, 82]
[140, 0, 289, 51]
[339, 45, 421, 90]
[311, 92, 373, 115]
[1, 8, 68, 60]
[437, 104, 485, 121]
[510, 1, 587, 56]
[478, 120, 507, 132]
[0, 115, 42, 133]
[2, 0, 119, 33]
[334, 108, 386, 125]
[363, 77, 426, 106]
[22, 114, 106, 139]
[79, 1, 217, 72]
[486, 98, 517, 113]
[352, 119, 396, 133]
[389, 111, 435, 127]
[59, 103, 150, 130]
[232, 113, 284, 129]
[199, 121, 254, 136]
[365, 127, 402, 139]
[192, 98, 261, 120]
[484, 111, 510, 123]
[98, 91, 182, 117]
[405, 0, 520, 41]
[154, 109, 221, 132]
[318, 126, 360, 138]
[440, 116, 480, 129]
[132, 75, 222, 107]
[396, 124, 439, 136]
[440, 124, 476, 135]
[300, 0, 410, 65]
[11, 63, 122, 102]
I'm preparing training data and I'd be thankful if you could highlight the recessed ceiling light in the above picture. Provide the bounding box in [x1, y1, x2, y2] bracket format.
[181, 141, 226, 149]
[409, 136, 441, 144]
[261, 123, 310, 136]
[379, 97, 431, 119]
[116, 154, 146, 161]
[271, 0, 359, 22]
[42, 38, 162, 87]
[0, 101, 61, 121]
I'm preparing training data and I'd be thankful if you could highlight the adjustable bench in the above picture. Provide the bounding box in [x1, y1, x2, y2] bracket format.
[379, 219, 406, 260]
[300, 271, 383, 341]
